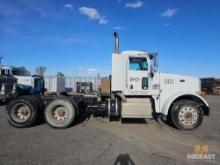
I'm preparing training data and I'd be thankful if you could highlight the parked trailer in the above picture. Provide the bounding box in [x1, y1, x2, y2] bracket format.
[5, 33, 210, 130]
[44, 76, 65, 93]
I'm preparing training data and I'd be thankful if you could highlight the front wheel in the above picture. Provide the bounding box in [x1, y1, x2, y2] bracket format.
[170, 100, 203, 130]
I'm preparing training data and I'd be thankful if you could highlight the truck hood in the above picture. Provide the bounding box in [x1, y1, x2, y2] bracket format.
[159, 73, 201, 93]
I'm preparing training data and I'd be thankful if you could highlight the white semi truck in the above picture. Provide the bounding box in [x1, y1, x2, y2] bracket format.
[6, 33, 209, 130]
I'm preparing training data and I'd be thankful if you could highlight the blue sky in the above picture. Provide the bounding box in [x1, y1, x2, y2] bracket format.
[0, 0, 220, 77]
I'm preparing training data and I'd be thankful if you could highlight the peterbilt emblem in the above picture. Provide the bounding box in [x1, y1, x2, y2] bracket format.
[130, 77, 140, 82]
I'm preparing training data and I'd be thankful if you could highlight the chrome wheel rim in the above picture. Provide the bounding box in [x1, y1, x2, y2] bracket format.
[178, 106, 198, 126]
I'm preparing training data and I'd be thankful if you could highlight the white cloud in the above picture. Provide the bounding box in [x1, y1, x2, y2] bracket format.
[87, 68, 99, 75]
[87, 68, 98, 72]
[125, 1, 143, 9]
[79, 6, 108, 24]
[113, 26, 124, 30]
[64, 4, 73, 11]
[77, 66, 83, 70]
[75, 67, 110, 76]
[161, 8, 178, 18]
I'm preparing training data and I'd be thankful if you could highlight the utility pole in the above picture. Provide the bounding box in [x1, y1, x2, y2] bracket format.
[0, 56, 3, 65]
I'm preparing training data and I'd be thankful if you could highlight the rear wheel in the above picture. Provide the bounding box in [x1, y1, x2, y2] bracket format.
[6, 96, 39, 128]
[170, 100, 203, 130]
[44, 98, 75, 128]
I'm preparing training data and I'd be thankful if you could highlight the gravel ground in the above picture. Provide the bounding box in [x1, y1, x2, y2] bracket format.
[0, 95, 219, 165]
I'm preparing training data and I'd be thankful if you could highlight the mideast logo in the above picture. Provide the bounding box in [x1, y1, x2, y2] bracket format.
[187, 145, 216, 160]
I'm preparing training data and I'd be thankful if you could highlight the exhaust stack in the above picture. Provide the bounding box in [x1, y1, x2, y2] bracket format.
[114, 32, 119, 54]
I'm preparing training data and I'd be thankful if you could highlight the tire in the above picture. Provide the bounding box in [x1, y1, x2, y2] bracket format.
[170, 100, 203, 130]
[6, 96, 39, 128]
[29, 95, 44, 123]
[44, 98, 75, 128]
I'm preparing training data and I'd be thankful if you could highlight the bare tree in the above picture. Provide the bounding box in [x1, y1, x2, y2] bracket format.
[12, 66, 30, 76]
[35, 66, 46, 76]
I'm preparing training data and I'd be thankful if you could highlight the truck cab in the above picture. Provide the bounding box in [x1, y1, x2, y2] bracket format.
[109, 32, 209, 130]
[112, 50, 159, 96]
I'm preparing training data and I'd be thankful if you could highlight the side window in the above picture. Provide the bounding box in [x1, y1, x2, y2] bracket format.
[129, 57, 148, 71]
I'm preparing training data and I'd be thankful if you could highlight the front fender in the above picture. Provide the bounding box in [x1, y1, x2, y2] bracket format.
[161, 92, 209, 116]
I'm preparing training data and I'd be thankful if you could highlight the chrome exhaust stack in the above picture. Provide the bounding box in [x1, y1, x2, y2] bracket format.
[114, 32, 119, 54]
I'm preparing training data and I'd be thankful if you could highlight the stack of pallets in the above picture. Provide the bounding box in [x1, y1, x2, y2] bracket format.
[213, 78, 220, 95]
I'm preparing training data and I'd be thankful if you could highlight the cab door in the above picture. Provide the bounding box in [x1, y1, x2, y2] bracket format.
[127, 56, 149, 92]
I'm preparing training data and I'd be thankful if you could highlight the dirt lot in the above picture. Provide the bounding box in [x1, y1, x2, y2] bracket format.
[0, 95, 219, 165]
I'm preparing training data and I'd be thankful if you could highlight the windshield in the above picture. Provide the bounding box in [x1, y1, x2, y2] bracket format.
[129, 57, 148, 71]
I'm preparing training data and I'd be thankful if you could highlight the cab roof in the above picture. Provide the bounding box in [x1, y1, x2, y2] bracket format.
[121, 50, 158, 59]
